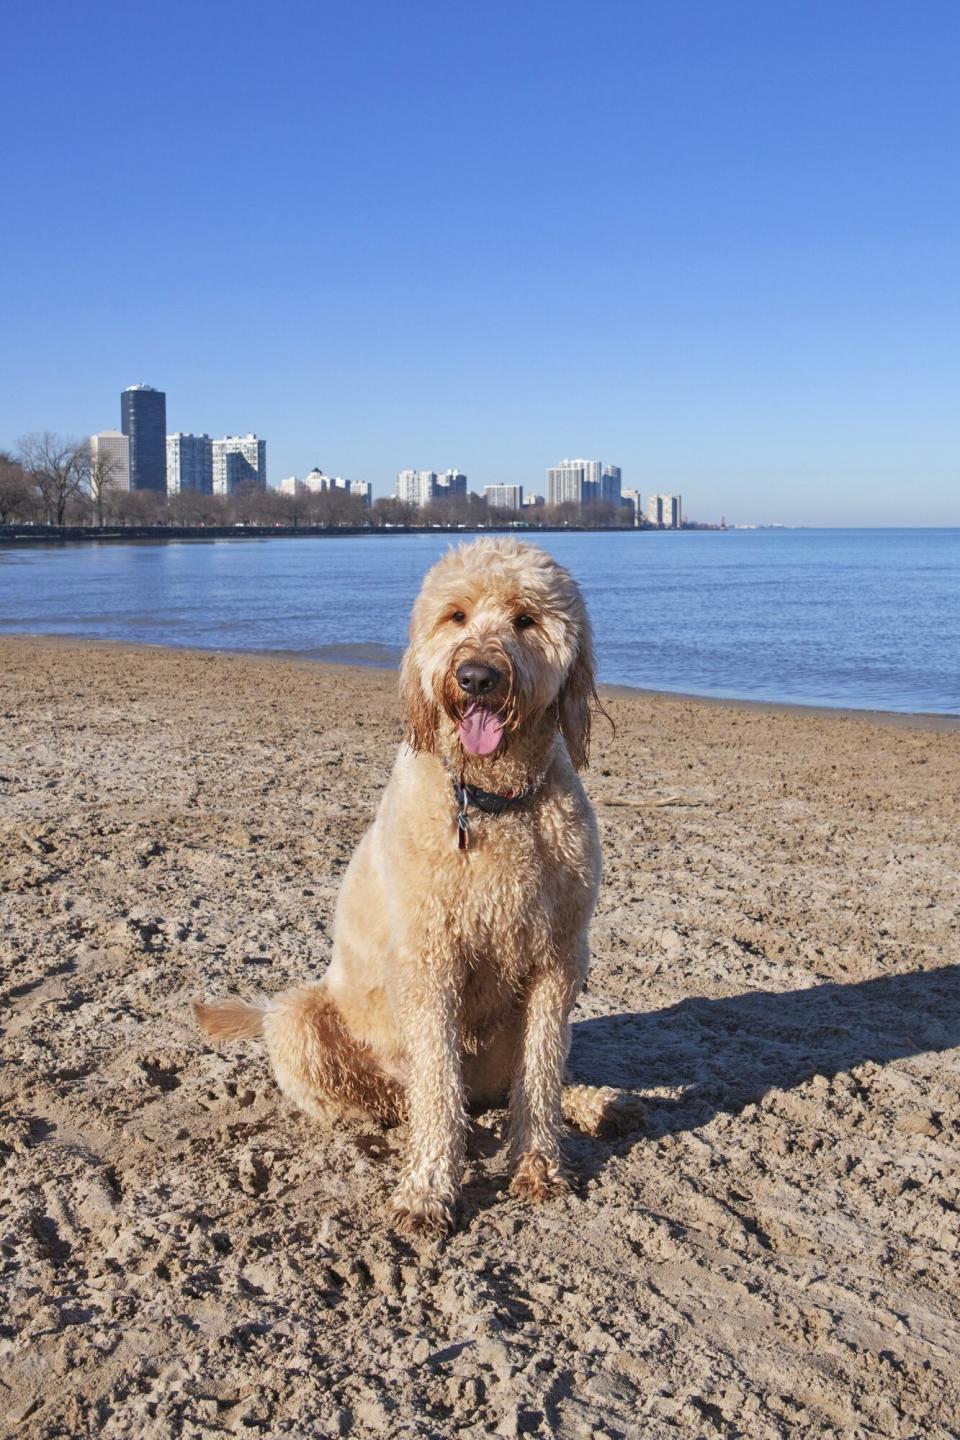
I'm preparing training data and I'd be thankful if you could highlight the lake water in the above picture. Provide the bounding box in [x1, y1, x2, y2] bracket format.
[1, 529, 958, 715]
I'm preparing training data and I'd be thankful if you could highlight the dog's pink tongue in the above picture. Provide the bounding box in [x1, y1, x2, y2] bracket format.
[459, 705, 505, 756]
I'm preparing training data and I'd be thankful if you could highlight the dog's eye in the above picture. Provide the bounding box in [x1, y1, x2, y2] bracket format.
[514, 614, 535, 630]
[451, 610, 466, 624]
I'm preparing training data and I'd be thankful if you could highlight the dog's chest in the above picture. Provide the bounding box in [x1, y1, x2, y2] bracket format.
[447, 802, 596, 968]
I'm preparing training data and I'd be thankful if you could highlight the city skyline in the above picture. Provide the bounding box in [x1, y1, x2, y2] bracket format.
[2, 4, 959, 526]
[89, 378, 683, 518]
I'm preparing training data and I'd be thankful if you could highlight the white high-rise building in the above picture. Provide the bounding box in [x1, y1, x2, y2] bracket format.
[277, 476, 307, 495]
[418, 470, 438, 503]
[622, 488, 642, 526]
[303, 468, 329, 492]
[546, 458, 603, 506]
[166, 433, 212, 494]
[523, 493, 544, 507]
[212, 434, 266, 495]
[646, 493, 682, 528]
[89, 430, 130, 492]
[396, 469, 436, 507]
[395, 469, 418, 504]
[484, 484, 523, 509]
[395, 468, 466, 507]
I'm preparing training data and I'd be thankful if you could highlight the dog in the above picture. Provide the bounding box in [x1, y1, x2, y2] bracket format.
[194, 538, 637, 1233]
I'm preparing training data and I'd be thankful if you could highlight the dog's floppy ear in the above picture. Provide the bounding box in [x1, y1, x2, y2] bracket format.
[399, 645, 437, 752]
[558, 622, 600, 771]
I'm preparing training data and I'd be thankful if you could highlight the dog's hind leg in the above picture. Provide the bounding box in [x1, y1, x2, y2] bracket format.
[264, 983, 406, 1126]
[561, 1083, 646, 1138]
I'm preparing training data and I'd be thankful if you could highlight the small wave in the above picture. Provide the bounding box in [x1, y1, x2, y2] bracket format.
[295, 642, 402, 668]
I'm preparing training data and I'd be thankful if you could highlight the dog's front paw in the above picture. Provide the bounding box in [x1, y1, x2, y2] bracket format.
[509, 1152, 570, 1203]
[391, 1183, 456, 1236]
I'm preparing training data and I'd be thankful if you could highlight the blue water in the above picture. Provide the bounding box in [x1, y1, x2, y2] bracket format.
[1, 530, 958, 715]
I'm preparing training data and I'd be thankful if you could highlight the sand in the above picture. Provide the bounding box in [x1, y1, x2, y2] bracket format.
[1, 635, 958, 1439]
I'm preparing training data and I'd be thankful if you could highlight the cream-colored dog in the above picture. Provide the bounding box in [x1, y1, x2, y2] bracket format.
[194, 538, 633, 1233]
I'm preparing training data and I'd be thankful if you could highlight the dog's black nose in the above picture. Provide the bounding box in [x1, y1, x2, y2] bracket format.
[456, 661, 502, 696]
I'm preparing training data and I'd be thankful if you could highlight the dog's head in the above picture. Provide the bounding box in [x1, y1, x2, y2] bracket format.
[400, 539, 599, 770]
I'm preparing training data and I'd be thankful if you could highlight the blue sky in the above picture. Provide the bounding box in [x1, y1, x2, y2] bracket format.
[1, 0, 957, 524]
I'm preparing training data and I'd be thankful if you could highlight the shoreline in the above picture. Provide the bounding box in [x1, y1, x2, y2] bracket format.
[2, 629, 959, 732]
[0, 523, 693, 546]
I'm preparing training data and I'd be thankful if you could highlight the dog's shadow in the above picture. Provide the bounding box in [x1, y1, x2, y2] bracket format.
[566, 963, 960, 1177]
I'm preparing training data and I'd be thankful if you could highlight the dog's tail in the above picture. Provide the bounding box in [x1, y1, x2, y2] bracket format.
[192, 995, 269, 1041]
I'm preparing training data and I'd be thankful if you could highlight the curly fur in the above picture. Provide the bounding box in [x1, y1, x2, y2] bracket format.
[194, 539, 639, 1233]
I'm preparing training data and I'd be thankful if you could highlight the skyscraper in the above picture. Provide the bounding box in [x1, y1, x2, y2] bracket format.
[396, 470, 436, 507]
[166, 433, 213, 494]
[89, 431, 130, 492]
[622, 487, 642, 526]
[646, 493, 682, 528]
[121, 384, 167, 491]
[546, 459, 604, 505]
[600, 465, 622, 504]
[395, 468, 466, 507]
[484, 484, 523, 509]
[211, 435, 267, 495]
[418, 470, 438, 503]
[435, 469, 467, 499]
[395, 469, 418, 503]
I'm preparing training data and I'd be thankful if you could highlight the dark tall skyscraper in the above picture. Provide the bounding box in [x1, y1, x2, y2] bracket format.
[121, 384, 167, 491]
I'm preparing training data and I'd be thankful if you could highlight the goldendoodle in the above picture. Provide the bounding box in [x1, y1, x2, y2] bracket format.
[194, 538, 637, 1233]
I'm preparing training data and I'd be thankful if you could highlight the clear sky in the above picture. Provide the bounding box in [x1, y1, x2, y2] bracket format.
[1, 0, 957, 524]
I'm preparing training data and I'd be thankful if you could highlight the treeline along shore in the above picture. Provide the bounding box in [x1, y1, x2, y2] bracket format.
[0, 440, 717, 533]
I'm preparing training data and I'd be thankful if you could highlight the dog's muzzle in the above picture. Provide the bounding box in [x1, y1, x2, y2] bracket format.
[456, 661, 502, 697]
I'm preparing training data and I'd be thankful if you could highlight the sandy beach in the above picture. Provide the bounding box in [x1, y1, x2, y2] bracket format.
[1, 634, 959, 1439]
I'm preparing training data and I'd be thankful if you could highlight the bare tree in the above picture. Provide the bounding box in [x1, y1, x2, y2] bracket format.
[18, 432, 90, 526]
[282, 488, 308, 527]
[0, 451, 37, 524]
[543, 501, 581, 528]
[225, 481, 269, 526]
[114, 488, 166, 527]
[486, 504, 523, 528]
[262, 489, 297, 527]
[439, 492, 490, 528]
[372, 497, 418, 529]
[168, 486, 218, 526]
[179, 490, 224, 527]
[579, 500, 626, 529]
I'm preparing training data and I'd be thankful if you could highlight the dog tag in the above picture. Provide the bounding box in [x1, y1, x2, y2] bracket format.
[454, 777, 470, 850]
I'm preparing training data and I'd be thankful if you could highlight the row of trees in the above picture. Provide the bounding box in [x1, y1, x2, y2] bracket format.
[0, 432, 645, 531]
[1, 434, 99, 526]
[0, 435, 381, 529]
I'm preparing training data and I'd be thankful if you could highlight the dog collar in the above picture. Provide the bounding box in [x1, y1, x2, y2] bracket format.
[453, 777, 536, 850]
